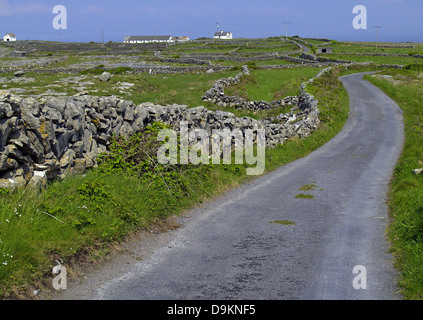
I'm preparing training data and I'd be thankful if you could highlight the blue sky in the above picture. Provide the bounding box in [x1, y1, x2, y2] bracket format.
[0, 0, 422, 42]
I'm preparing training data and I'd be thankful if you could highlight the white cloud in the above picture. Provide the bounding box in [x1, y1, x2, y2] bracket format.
[0, 1, 50, 16]
[13, 3, 50, 14]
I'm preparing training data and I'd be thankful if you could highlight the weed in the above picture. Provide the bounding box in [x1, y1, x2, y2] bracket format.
[80, 65, 105, 75]
[295, 194, 314, 199]
[269, 220, 296, 225]
[299, 184, 317, 191]
[110, 66, 134, 74]
[404, 62, 423, 72]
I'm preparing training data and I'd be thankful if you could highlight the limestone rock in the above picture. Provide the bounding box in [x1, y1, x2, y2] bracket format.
[0, 178, 16, 190]
[27, 170, 47, 190]
[99, 72, 111, 82]
[14, 70, 26, 78]
[0, 117, 18, 148]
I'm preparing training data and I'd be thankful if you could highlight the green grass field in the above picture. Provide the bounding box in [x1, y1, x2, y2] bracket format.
[328, 41, 423, 55]
[320, 53, 422, 65]
[365, 64, 423, 299]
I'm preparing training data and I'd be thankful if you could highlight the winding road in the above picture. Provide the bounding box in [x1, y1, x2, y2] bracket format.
[48, 72, 404, 300]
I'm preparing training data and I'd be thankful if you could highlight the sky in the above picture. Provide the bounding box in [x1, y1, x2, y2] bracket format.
[0, 0, 422, 43]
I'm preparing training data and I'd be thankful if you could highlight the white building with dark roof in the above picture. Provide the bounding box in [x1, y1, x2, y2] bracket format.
[3, 33, 16, 42]
[123, 35, 172, 44]
[213, 31, 233, 40]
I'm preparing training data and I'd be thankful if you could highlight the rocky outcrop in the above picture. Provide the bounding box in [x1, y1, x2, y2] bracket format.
[9, 51, 27, 57]
[98, 72, 112, 82]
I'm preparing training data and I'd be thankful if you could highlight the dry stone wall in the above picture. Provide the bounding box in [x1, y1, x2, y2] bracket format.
[0, 65, 333, 190]
[201, 65, 299, 111]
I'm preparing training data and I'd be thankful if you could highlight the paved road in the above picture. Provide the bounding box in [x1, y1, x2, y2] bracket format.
[49, 72, 404, 300]
[297, 42, 311, 53]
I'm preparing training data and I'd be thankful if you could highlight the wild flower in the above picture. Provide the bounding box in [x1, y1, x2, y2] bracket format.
[1, 253, 13, 267]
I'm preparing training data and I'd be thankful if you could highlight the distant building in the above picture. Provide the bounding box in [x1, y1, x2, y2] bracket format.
[213, 31, 233, 40]
[3, 33, 16, 42]
[123, 35, 172, 44]
[172, 36, 190, 42]
[317, 47, 333, 54]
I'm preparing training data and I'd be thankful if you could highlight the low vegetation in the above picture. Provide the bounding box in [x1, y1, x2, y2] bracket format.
[365, 63, 423, 299]
[295, 194, 314, 199]
[299, 184, 317, 191]
[269, 220, 296, 225]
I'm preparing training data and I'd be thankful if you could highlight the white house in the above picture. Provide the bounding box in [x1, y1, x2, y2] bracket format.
[123, 35, 172, 44]
[213, 31, 233, 40]
[172, 36, 190, 42]
[3, 33, 16, 42]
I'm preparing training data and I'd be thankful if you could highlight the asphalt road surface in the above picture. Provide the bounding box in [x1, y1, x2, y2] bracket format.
[297, 41, 311, 53]
[48, 72, 404, 300]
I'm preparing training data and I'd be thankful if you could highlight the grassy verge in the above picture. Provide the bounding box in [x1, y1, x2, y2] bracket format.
[0, 65, 353, 299]
[328, 42, 423, 55]
[365, 64, 423, 299]
[320, 53, 421, 65]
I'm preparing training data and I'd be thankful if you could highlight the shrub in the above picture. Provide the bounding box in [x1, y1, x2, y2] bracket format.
[109, 66, 134, 74]
[246, 61, 257, 70]
[97, 122, 191, 196]
[80, 64, 106, 75]
[404, 62, 423, 72]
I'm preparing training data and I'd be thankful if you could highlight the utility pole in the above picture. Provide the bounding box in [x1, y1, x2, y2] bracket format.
[374, 26, 381, 50]
[284, 21, 290, 41]
[101, 28, 104, 43]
